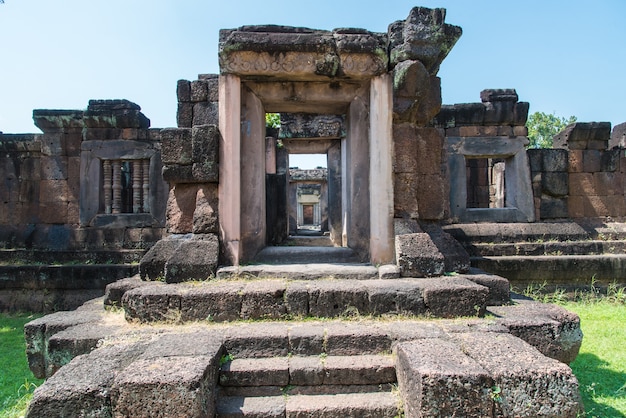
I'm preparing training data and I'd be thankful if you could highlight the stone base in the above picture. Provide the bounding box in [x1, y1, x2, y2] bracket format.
[24, 291, 583, 418]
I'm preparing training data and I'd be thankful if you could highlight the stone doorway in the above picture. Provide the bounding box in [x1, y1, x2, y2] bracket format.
[218, 26, 394, 266]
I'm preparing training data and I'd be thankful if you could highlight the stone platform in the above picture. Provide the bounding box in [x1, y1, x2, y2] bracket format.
[444, 221, 626, 287]
[24, 268, 583, 417]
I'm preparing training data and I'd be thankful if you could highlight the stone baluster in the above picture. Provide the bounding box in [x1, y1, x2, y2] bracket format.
[142, 160, 150, 213]
[103, 160, 112, 214]
[112, 160, 122, 214]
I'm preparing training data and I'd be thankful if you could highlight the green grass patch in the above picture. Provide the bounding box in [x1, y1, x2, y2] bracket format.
[0, 313, 43, 418]
[563, 300, 626, 417]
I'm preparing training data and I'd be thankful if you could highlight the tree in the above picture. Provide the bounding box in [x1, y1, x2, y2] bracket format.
[526, 111, 577, 148]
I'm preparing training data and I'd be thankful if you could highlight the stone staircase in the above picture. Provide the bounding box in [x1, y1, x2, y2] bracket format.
[21, 237, 585, 417]
[443, 221, 626, 288]
[23, 283, 584, 417]
[216, 354, 399, 417]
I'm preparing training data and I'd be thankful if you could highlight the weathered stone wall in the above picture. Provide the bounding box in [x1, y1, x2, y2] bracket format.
[0, 100, 167, 251]
[436, 92, 626, 222]
[530, 122, 626, 219]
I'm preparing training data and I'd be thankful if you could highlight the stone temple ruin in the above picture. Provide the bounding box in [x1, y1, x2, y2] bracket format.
[6, 5, 626, 417]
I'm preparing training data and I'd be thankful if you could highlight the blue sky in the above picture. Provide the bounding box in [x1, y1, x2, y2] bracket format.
[1, 1, 624, 167]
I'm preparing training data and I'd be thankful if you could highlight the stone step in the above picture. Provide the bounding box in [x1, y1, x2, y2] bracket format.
[24, 296, 583, 417]
[444, 221, 626, 244]
[218, 354, 396, 390]
[471, 254, 626, 287]
[283, 235, 334, 247]
[254, 246, 361, 264]
[120, 276, 494, 323]
[395, 332, 582, 417]
[465, 239, 626, 257]
[216, 392, 400, 418]
[216, 263, 380, 280]
[0, 264, 138, 312]
[0, 248, 145, 264]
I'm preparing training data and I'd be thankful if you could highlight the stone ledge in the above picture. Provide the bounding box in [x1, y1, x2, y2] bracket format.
[121, 277, 489, 323]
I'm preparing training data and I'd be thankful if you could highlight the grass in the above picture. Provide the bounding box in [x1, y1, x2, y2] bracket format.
[1, 288, 625, 417]
[563, 300, 626, 417]
[0, 313, 43, 418]
[520, 280, 626, 417]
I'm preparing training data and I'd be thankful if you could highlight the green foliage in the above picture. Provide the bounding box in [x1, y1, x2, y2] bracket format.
[0, 313, 44, 418]
[526, 111, 577, 149]
[265, 113, 281, 129]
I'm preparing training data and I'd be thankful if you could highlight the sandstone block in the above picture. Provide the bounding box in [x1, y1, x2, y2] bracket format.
[568, 150, 583, 172]
[540, 196, 568, 219]
[190, 79, 208, 102]
[433, 103, 485, 127]
[392, 60, 442, 124]
[191, 124, 220, 182]
[388, 7, 462, 74]
[421, 277, 488, 317]
[513, 101, 530, 126]
[112, 355, 218, 418]
[139, 238, 183, 281]
[104, 276, 147, 307]
[541, 148, 568, 172]
[280, 113, 345, 139]
[584, 195, 610, 217]
[177, 102, 193, 128]
[593, 172, 621, 196]
[527, 149, 542, 172]
[553, 122, 611, 150]
[323, 323, 392, 355]
[483, 100, 515, 125]
[164, 234, 220, 282]
[395, 339, 493, 418]
[392, 123, 418, 173]
[193, 184, 219, 234]
[417, 174, 447, 220]
[220, 357, 289, 387]
[162, 164, 194, 183]
[429, 230, 470, 273]
[41, 156, 68, 180]
[542, 171, 568, 197]
[568, 172, 594, 196]
[567, 195, 584, 218]
[480, 89, 518, 103]
[240, 280, 287, 320]
[26, 343, 148, 418]
[395, 233, 445, 277]
[453, 332, 582, 417]
[180, 282, 244, 322]
[610, 121, 626, 148]
[161, 128, 192, 166]
[177, 79, 191, 102]
[166, 184, 197, 234]
[201, 75, 220, 101]
[583, 149, 602, 172]
[600, 149, 620, 172]
[463, 272, 510, 305]
[393, 173, 419, 218]
[193, 101, 219, 126]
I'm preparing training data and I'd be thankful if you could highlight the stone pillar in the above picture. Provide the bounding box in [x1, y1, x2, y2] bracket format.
[218, 74, 242, 265]
[240, 86, 266, 262]
[369, 74, 395, 264]
[327, 142, 342, 246]
[346, 95, 371, 261]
